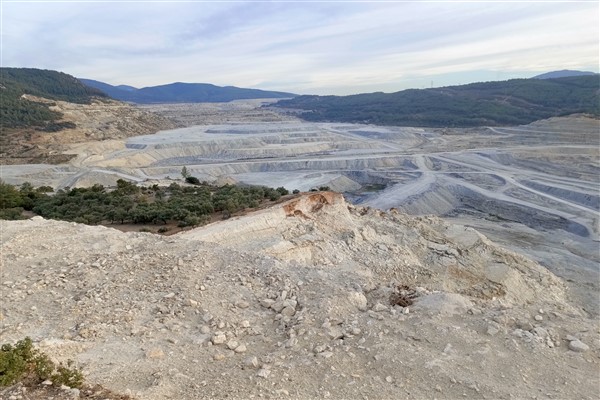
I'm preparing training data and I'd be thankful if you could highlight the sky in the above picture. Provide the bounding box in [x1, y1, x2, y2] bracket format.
[1, 0, 598, 95]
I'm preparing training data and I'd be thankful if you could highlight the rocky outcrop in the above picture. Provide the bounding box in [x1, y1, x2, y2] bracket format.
[182, 192, 567, 307]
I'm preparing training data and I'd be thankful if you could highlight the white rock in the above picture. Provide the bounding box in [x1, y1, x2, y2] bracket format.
[227, 340, 239, 350]
[200, 325, 211, 334]
[487, 325, 499, 336]
[257, 368, 271, 378]
[283, 299, 298, 310]
[234, 344, 247, 353]
[236, 300, 250, 309]
[271, 301, 285, 313]
[260, 298, 275, 308]
[212, 332, 227, 345]
[240, 320, 250, 328]
[569, 340, 589, 352]
[280, 306, 296, 317]
[314, 344, 327, 353]
[187, 299, 198, 307]
[245, 356, 259, 369]
[348, 292, 368, 311]
[373, 303, 388, 312]
[327, 326, 344, 340]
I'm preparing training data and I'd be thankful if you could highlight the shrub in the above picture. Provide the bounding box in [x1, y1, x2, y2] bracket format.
[185, 176, 201, 185]
[0, 337, 83, 388]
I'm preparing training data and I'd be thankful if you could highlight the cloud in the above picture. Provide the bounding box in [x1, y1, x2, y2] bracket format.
[2, 1, 598, 95]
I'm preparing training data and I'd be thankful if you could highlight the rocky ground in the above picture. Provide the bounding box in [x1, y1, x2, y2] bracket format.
[1, 193, 598, 399]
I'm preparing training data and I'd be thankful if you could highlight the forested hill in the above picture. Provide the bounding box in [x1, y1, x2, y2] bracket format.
[80, 79, 296, 103]
[0, 68, 107, 129]
[273, 75, 600, 127]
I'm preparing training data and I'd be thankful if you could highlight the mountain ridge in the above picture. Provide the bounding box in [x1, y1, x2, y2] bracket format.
[532, 69, 598, 79]
[272, 75, 600, 127]
[80, 78, 296, 104]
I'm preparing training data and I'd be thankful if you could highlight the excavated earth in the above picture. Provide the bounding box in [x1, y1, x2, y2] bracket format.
[0, 97, 176, 165]
[1, 193, 598, 399]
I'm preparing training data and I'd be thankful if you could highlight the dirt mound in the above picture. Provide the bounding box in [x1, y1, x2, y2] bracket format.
[1, 194, 598, 399]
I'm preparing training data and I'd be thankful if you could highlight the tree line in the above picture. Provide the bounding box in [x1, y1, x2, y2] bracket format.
[0, 179, 290, 229]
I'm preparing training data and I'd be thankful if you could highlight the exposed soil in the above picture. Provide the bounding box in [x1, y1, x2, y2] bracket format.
[1, 97, 176, 165]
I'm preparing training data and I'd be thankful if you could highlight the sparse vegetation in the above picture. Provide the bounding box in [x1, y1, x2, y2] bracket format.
[0, 337, 83, 388]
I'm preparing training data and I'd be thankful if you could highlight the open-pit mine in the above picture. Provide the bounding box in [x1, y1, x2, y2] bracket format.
[2, 103, 598, 315]
[2, 99, 599, 399]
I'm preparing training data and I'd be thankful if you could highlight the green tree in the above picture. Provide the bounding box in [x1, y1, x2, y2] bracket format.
[181, 166, 190, 179]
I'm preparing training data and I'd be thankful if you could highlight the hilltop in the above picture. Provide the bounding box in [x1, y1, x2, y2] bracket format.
[1, 192, 597, 399]
[272, 75, 600, 127]
[80, 79, 296, 104]
[0, 68, 176, 165]
[0, 68, 107, 129]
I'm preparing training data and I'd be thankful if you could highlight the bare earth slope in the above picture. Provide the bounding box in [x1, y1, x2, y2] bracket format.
[1, 193, 598, 399]
[1, 97, 176, 165]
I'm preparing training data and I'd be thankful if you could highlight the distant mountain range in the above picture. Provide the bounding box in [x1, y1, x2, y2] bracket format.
[79, 79, 296, 104]
[273, 75, 600, 127]
[532, 70, 597, 79]
[3, 67, 598, 131]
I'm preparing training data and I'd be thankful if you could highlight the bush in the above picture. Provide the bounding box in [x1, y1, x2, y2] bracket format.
[185, 176, 201, 185]
[0, 207, 25, 220]
[0, 337, 83, 388]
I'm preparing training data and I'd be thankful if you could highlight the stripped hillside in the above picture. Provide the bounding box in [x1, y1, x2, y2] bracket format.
[0, 68, 107, 129]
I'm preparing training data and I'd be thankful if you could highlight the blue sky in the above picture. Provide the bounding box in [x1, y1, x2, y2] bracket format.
[2, 1, 598, 95]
